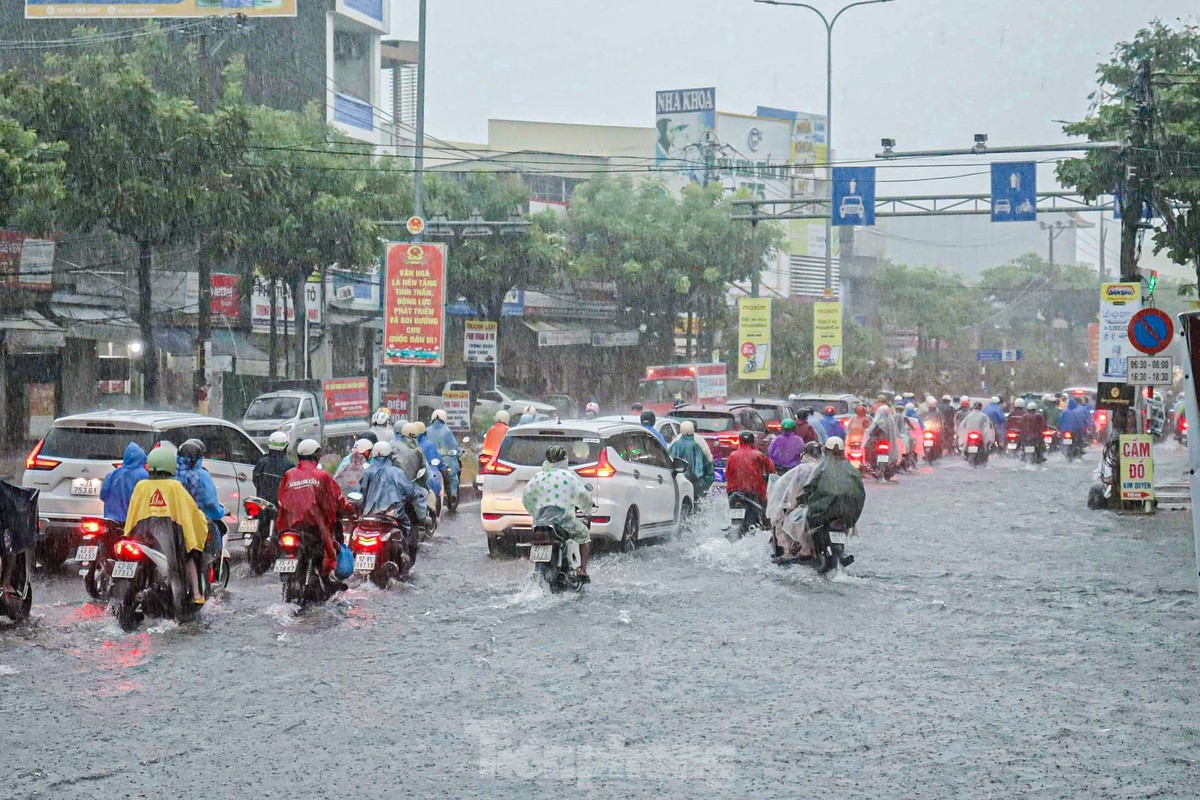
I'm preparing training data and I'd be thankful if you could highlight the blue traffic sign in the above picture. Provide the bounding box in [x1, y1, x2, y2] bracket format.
[832, 167, 875, 226]
[990, 162, 1037, 222]
[976, 349, 1002, 362]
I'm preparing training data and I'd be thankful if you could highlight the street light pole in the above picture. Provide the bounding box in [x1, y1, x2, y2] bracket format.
[408, 0, 428, 423]
[754, 0, 894, 294]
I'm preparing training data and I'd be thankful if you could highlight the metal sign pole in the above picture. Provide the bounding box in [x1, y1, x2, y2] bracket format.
[1179, 312, 1200, 594]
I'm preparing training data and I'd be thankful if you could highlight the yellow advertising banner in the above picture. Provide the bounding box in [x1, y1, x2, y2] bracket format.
[26, 0, 297, 19]
[737, 297, 772, 380]
[1119, 434, 1155, 502]
[813, 301, 843, 373]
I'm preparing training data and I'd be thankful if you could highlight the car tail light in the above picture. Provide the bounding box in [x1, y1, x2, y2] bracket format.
[244, 500, 261, 518]
[353, 533, 381, 551]
[24, 439, 59, 471]
[766, 421, 781, 433]
[114, 539, 144, 560]
[576, 448, 616, 479]
[80, 519, 104, 538]
[279, 532, 299, 551]
[482, 513, 501, 521]
[482, 458, 516, 476]
[590, 516, 611, 525]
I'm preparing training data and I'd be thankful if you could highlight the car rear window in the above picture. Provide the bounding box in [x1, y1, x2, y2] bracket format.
[498, 434, 604, 467]
[41, 427, 155, 460]
[668, 412, 734, 432]
[753, 406, 786, 423]
[795, 398, 850, 415]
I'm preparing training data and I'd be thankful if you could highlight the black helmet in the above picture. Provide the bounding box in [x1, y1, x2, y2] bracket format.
[640, 410, 656, 425]
[798, 406, 814, 419]
[178, 438, 205, 463]
[804, 440, 823, 459]
[738, 430, 755, 445]
[546, 445, 568, 463]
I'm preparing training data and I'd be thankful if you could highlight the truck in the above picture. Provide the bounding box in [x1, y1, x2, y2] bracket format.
[241, 378, 372, 450]
[417, 381, 557, 422]
[636, 364, 728, 415]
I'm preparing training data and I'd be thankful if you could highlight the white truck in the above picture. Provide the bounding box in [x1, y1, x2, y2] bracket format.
[417, 381, 557, 421]
[241, 387, 370, 450]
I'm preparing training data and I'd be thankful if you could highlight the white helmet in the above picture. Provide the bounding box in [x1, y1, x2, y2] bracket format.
[296, 439, 320, 458]
[894, 395, 903, 403]
[371, 441, 392, 459]
[267, 431, 290, 451]
[960, 395, 971, 404]
[824, 436, 845, 451]
[400, 422, 419, 438]
[1014, 398, 1026, 409]
[353, 438, 373, 455]
[1027, 403, 1038, 412]
[680, 420, 696, 435]
[926, 396, 937, 407]
[991, 396, 1001, 404]
[494, 410, 510, 425]
[371, 408, 393, 427]
[431, 409, 448, 423]
[413, 421, 427, 436]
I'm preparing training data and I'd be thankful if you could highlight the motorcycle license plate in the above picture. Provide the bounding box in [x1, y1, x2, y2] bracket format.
[1024, 446, 1035, 453]
[828, 530, 848, 545]
[75, 546, 99, 562]
[1044, 437, 1052, 445]
[529, 544, 553, 563]
[274, 558, 298, 574]
[238, 519, 258, 534]
[729, 507, 746, 521]
[876, 455, 889, 464]
[1007, 442, 1017, 450]
[112, 561, 138, 579]
[967, 446, 979, 454]
[354, 553, 376, 572]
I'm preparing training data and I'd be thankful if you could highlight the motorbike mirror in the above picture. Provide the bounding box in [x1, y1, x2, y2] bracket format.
[461, 436, 471, 444]
[431, 459, 442, 468]
[416, 468, 427, 480]
[347, 492, 364, 505]
[672, 457, 689, 474]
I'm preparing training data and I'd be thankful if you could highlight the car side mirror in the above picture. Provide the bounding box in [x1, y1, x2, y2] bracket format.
[672, 457, 688, 474]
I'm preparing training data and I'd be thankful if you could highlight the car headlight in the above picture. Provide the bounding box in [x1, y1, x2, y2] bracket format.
[279, 422, 295, 432]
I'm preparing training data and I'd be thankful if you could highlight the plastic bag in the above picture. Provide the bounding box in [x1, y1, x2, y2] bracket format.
[335, 543, 355, 580]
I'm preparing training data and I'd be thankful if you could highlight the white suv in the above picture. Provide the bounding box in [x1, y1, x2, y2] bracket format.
[479, 419, 694, 555]
[22, 411, 264, 567]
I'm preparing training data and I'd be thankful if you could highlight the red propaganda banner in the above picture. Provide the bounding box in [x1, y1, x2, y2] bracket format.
[211, 273, 240, 318]
[383, 391, 409, 419]
[322, 377, 371, 422]
[383, 242, 447, 367]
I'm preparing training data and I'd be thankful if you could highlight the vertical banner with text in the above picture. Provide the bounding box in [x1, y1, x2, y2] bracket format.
[1098, 282, 1140, 383]
[813, 301, 843, 373]
[442, 390, 472, 430]
[737, 297, 772, 380]
[384, 242, 447, 367]
[464, 320, 499, 364]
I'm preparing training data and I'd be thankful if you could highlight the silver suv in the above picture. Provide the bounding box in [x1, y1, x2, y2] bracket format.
[23, 411, 264, 567]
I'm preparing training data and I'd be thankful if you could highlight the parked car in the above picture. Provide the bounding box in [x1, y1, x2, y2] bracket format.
[787, 393, 860, 426]
[422, 381, 557, 420]
[479, 419, 694, 555]
[726, 397, 795, 434]
[667, 403, 769, 483]
[241, 389, 368, 450]
[22, 411, 263, 568]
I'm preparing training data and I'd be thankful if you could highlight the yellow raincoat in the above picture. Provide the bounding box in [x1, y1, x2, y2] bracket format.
[124, 479, 211, 553]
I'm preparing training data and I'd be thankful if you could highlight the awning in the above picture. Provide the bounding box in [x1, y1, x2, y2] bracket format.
[153, 328, 269, 364]
[0, 310, 65, 352]
[523, 319, 591, 347]
[49, 296, 139, 342]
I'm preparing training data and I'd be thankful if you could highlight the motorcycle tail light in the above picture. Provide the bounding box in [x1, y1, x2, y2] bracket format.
[924, 432, 934, 441]
[353, 533, 381, 551]
[878, 442, 890, 453]
[114, 539, 144, 561]
[1007, 431, 1018, 441]
[244, 500, 261, 518]
[1063, 432, 1073, 441]
[967, 432, 981, 443]
[1183, 420, 1189, 432]
[576, 448, 616, 479]
[1042, 430, 1053, 436]
[80, 518, 104, 537]
[278, 532, 300, 551]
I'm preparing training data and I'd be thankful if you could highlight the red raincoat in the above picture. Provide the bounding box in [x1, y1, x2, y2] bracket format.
[725, 445, 774, 503]
[276, 461, 350, 573]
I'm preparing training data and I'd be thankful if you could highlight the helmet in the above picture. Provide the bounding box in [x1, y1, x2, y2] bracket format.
[400, 422, 419, 438]
[546, 445, 568, 463]
[942, 394, 952, 402]
[1043, 394, 1056, 402]
[894, 395, 903, 403]
[494, 410, 510, 425]
[630, 402, 644, 413]
[787, 393, 798, 401]
[804, 440, 823, 459]
[178, 438, 205, 463]
[146, 444, 177, 475]
[371, 408, 393, 427]
[371, 441, 392, 459]
[296, 439, 320, 458]
[905, 403, 917, 411]
[960, 397, 970, 407]
[413, 421, 427, 436]
[926, 397, 937, 407]
[781, 418, 796, 431]
[1014, 398, 1026, 409]
[738, 430, 755, 445]
[586, 402, 600, 414]
[798, 407, 813, 419]
[524, 406, 536, 415]
[824, 436, 845, 452]
[825, 406, 837, 415]
[640, 410, 656, 425]
[1027, 403, 1038, 412]
[991, 396, 1000, 404]
[431, 409, 448, 423]
[353, 438, 373, 455]
[680, 421, 696, 435]
[267, 431, 289, 451]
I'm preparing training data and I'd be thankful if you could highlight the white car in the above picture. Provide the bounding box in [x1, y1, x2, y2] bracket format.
[22, 411, 264, 567]
[479, 419, 694, 555]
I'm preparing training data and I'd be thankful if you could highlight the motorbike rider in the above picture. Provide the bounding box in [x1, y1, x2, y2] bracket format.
[846, 404, 871, 448]
[816, 406, 847, 441]
[276, 439, 352, 591]
[902, 404, 925, 459]
[794, 407, 820, 444]
[1041, 393, 1062, 429]
[395, 422, 429, 483]
[252, 432, 295, 533]
[919, 396, 942, 434]
[1007, 399, 1027, 445]
[426, 409, 462, 497]
[480, 410, 510, 473]
[668, 420, 714, 498]
[522, 444, 594, 581]
[415, 422, 445, 501]
[798, 436, 866, 543]
[124, 444, 211, 605]
[958, 401, 996, 451]
[360, 441, 428, 523]
[176, 439, 226, 555]
[865, 405, 906, 474]
[768, 440, 825, 560]
[938, 394, 956, 432]
[584, 402, 600, 420]
[1058, 398, 1090, 448]
[767, 418, 806, 472]
[1023, 402, 1048, 463]
[725, 430, 776, 510]
[100, 442, 148, 524]
[640, 410, 668, 446]
[983, 396, 1007, 444]
[517, 405, 537, 426]
[370, 408, 396, 443]
[333, 438, 374, 494]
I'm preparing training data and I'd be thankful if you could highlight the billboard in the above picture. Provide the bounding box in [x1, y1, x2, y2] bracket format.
[383, 242, 447, 367]
[737, 297, 772, 380]
[250, 277, 323, 333]
[1097, 282, 1140, 383]
[211, 273, 240, 318]
[464, 320, 498, 364]
[26, 0, 297, 18]
[322, 377, 370, 423]
[713, 113, 793, 201]
[0, 232, 54, 290]
[813, 301, 843, 373]
[655, 87, 716, 183]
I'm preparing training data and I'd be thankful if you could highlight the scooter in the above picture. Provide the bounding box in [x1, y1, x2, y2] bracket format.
[964, 430, 988, 468]
[810, 519, 855, 575]
[1004, 429, 1020, 458]
[526, 506, 592, 593]
[1063, 431, 1086, 462]
[864, 437, 896, 482]
[274, 512, 347, 608]
[1042, 427, 1061, 453]
[727, 490, 766, 538]
[345, 494, 418, 590]
[923, 429, 941, 464]
[241, 497, 278, 576]
[77, 517, 121, 600]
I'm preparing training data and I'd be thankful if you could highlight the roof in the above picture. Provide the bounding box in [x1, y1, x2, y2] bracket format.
[669, 404, 750, 415]
[51, 410, 242, 431]
[727, 397, 790, 407]
[507, 419, 642, 438]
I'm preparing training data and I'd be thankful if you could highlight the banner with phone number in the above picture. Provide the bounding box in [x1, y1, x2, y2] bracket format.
[323, 377, 370, 422]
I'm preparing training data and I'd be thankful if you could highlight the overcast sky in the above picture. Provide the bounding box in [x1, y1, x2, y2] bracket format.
[389, 0, 1193, 193]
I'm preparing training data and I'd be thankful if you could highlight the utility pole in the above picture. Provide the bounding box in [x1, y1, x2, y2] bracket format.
[1098, 217, 1106, 282]
[409, 0, 427, 423]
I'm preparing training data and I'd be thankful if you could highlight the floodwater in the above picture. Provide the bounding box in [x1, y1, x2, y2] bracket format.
[2, 446, 1198, 798]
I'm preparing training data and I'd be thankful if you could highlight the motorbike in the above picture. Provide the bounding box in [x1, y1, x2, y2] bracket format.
[527, 506, 592, 593]
[433, 451, 462, 515]
[846, 436, 865, 471]
[727, 490, 767, 538]
[242, 497, 279, 576]
[922, 428, 941, 464]
[274, 512, 346, 608]
[811, 519, 855, 575]
[77, 517, 121, 600]
[864, 436, 896, 482]
[964, 430, 988, 468]
[108, 518, 228, 632]
[1004, 429, 1020, 458]
[1175, 416, 1188, 446]
[1042, 427, 1061, 453]
[1063, 431, 1086, 462]
[345, 494, 418, 590]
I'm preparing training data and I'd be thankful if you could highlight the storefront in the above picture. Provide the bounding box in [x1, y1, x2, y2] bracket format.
[0, 311, 65, 450]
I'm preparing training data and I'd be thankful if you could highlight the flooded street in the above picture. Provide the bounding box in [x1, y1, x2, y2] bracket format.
[3, 448, 1198, 798]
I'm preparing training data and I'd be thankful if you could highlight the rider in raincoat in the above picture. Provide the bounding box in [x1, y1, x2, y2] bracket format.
[1058, 398, 1090, 441]
[799, 437, 866, 535]
[767, 441, 824, 559]
[983, 397, 1007, 441]
[415, 423, 445, 500]
[864, 406, 906, 460]
[360, 441, 427, 522]
[425, 410, 462, 497]
[100, 442, 148, 524]
[522, 445, 594, 580]
[902, 404, 925, 458]
[669, 420, 714, 497]
[957, 401, 996, 447]
[333, 439, 374, 494]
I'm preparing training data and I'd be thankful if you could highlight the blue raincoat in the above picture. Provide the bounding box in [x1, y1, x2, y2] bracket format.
[100, 442, 148, 523]
[817, 414, 847, 441]
[360, 455, 427, 521]
[904, 407, 923, 431]
[1058, 398, 1089, 438]
[417, 436, 445, 496]
[425, 420, 461, 492]
[176, 455, 226, 521]
[669, 434, 714, 495]
[983, 402, 1007, 439]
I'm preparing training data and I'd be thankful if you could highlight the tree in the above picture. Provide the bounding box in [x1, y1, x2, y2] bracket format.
[1057, 20, 1200, 285]
[0, 113, 65, 233]
[873, 262, 982, 361]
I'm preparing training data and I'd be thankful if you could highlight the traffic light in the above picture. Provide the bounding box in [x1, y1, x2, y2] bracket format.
[1147, 269, 1158, 299]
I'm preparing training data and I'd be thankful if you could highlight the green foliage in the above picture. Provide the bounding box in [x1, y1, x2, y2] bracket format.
[873, 262, 982, 357]
[0, 113, 65, 233]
